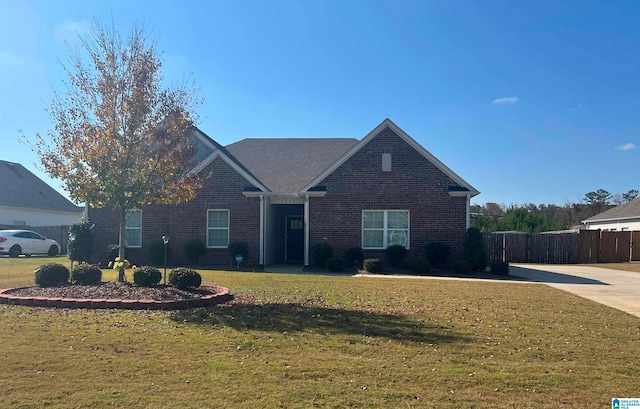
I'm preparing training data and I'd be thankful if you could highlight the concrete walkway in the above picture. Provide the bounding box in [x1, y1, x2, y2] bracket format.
[510, 264, 640, 318]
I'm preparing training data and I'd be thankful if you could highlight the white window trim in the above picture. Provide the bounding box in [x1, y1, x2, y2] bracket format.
[207, 209, 230, 248]
[125, 209, 142, 248]
[362, 210, 410, 249]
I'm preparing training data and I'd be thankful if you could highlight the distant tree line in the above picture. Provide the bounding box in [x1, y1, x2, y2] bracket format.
[471, 189, 639, 233]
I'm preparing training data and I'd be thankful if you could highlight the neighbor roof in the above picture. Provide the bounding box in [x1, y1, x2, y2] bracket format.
[225, 138, 359, 192]
[583, 197, 640, 223]
[0, 160, 83, 213]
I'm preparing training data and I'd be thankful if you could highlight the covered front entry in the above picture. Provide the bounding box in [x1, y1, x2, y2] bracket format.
[263, 202, 306, 265]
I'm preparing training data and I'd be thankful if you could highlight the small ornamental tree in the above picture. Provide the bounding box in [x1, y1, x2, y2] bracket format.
[463, 227, 487, 271]
[67, 217, 94, 264]
[23, 21, 202, 281]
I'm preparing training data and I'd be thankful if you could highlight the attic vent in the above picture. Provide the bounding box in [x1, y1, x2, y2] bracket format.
[382, 153, 392, 172]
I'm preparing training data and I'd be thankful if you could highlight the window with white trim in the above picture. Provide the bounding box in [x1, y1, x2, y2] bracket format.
[362, 210, 409, 249]
[125, 210, 142, 248]
[207, 209, 229, 248]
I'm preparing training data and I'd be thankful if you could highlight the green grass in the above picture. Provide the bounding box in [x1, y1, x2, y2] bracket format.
[0, 256, 639, 408]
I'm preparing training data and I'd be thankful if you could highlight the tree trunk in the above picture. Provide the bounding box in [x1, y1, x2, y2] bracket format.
[118, 207, 127, 282]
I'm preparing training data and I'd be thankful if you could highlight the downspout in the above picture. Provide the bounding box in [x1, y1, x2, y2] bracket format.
[465, 195, 471, 229]
[304, 194, 310, 266]
[259, 195, 265, 266]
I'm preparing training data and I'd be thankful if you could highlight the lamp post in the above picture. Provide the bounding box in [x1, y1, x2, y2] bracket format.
[162, 235, 169, 285]
[68, 232, 76, 272]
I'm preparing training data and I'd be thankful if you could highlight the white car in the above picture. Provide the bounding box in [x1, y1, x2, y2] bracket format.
[0, 230, 60, 257]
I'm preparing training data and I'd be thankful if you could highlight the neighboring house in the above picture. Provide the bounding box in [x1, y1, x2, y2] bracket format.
[0, 160, 83, 227]
[582, 197, 640, 231]
[88, 119, 479, 267]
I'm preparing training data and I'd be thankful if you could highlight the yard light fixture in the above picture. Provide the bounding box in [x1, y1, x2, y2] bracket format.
[68, 232, 76, 271]
[162, 235, 169, 285]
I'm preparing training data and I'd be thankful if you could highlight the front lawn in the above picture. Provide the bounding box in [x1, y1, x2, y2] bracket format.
[0, 257, 638, 408]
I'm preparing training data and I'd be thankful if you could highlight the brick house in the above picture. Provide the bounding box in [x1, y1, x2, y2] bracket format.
[88, 118, 479, 267]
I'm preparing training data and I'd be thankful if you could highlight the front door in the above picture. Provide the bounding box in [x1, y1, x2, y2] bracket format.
[285, 216, 304, 263]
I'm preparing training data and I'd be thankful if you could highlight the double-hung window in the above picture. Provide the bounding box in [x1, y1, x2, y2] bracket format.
[125, 210, 142, 248]
[207, 209, 229, 248]
[362, 210, 409, 249]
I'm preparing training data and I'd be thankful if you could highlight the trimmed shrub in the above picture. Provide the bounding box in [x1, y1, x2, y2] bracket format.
[35, 263, 69, 287]
[311, 242, 333, 268]
[454, 261, 472, 274]
[343, 247, 364, 270]
[149, 241, 170, 267]
[67, 217, 94, 263]
[134, 266, 162, 287]
[463, 227, 487, 271]
[71, 263, 102, 285]
[490, 261, 510, 276]
[325, 257, 345, 272]
[184, 240, 206, 265]
[168, 267, 202, 289]
[410, 260, 431, 275]
[229, 241, 249, 263]
[363, 258, 383, 274]
[425, 242, 451, 267]
[385, 245, 407, 267]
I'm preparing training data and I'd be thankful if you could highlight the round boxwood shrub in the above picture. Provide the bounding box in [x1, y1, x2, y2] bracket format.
[385, 245, 407, 267]
[425, 242, 450, 267]
[71, 263, 102, 285]
[133, 266, 162, 287]
[168, 267, 202, 289]
[343, 247, 364, 270]
[311, 242, 333, 268]
[454, 260, 472, 274]
[184, 239, 206, 265]
[363, 258, 383, 274]
[106, 244, 119, 263]
[490, 261, 510, 276]
[35, 263, 70, 287]
[410, 260, 431, 276]
[325, 257, 345, 272]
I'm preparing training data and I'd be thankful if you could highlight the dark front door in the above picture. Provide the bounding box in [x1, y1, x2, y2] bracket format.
[285, 216, 304, 263]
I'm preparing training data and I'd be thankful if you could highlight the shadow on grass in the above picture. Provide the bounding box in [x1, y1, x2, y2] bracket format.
[171, 302, 469, 345]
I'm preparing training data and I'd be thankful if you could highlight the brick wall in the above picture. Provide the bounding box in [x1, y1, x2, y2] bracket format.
[88, 157, 261, 267]
[309, 126, 468, 266]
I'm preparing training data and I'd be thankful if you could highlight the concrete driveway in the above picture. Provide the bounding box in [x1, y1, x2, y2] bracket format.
[511, 264, 640, 318]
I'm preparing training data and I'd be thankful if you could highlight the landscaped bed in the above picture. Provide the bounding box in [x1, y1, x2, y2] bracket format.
[0, 257, 638, 408]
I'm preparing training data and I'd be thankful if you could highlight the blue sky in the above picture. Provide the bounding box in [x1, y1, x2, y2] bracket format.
[1, 0, 639, 206]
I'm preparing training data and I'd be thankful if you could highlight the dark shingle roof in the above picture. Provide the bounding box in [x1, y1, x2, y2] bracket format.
[0, 160, 82, 213]
[583, 197, 640, 222]
[225, 138, 359, 192]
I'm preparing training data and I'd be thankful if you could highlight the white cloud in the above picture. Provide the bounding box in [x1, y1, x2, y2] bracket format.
[53, 19, 90, 43]
[617, 143, 636, 151]
[492, 97, 519, 105]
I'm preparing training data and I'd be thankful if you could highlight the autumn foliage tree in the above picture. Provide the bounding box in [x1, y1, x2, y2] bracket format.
[25, 22, 202, 281]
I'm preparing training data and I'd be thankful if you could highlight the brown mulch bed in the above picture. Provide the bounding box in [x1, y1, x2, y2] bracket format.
[6, 282, 214, 301]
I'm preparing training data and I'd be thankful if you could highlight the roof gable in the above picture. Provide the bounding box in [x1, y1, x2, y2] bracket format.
[0, 160, 83, 214]
[583, 197, 640, 223]
[302, 118, 479, 196]
[189, 128, 269, 192]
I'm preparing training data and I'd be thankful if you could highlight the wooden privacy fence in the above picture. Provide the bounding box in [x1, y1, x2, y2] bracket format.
[483, 230, 640, 264]
[482, 232, 580, 264]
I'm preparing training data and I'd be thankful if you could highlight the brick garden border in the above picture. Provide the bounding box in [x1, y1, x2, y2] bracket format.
[0, 286, 232, 310]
